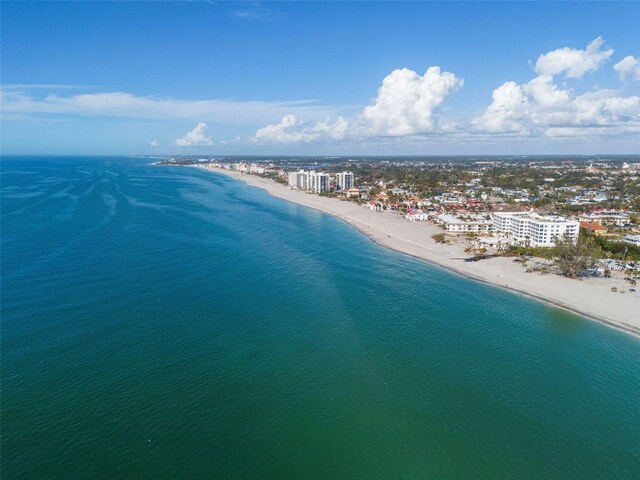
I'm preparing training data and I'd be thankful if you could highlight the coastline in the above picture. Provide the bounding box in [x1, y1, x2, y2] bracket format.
[188, 165, 640, 338]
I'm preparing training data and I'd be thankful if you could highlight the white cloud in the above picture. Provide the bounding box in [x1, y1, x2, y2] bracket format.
[471, 81, 528, 134]
[228, 5, 279, 21]
[535, 37, 613, 79]
[614, 55, 640, 82]
[150, 139, 160, 147]
[175, 123, 213, 146]
[0, 90, 336, 125]
[253, 66, 463, 144]
[254, 114, 349, 144]
[474, 75, 640, 136]
[473, 38, 640, 138]
[358, 66, 463, 136]
[3, 38, 637, 150]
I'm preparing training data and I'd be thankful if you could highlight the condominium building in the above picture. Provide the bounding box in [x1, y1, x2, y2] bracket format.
[308, 172, 330, 193]
[288, 170, 309, 189]
[287, 170, 330, 193]
[492, 212, 579, 247]
[335, 172, 355, 190]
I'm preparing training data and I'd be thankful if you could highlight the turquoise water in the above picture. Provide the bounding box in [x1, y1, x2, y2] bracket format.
[2, 156, 639, 479]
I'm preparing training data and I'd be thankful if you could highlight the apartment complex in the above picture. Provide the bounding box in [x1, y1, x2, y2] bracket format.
[335, 172, 355, 191]
[287, 170, 330, 193]
[493, 212, 579, 247]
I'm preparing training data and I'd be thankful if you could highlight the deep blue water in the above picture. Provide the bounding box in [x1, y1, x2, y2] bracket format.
[2, 156, 639, 479]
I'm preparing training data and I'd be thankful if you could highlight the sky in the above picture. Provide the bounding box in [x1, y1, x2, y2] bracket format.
[1, 1, 639, 155]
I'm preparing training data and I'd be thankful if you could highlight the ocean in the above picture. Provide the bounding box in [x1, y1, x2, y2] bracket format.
[2, 156, 639, 479]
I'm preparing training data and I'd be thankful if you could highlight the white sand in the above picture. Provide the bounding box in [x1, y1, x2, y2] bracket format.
[194, 166, 640, 337]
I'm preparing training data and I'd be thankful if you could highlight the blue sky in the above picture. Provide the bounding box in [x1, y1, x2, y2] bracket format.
[1, 1, 639, 155]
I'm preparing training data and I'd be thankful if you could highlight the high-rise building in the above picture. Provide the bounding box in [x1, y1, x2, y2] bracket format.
[287, 170, 329, 193]
[308, 172, 330, 193]
[335, 172, 355, 190]
[288, 170, 309, 190]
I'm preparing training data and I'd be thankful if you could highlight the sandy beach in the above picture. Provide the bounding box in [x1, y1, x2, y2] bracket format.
[192, 165, 640, 337]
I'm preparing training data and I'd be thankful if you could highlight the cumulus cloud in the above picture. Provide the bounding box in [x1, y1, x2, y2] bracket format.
[150, 139, 160, 147]
[253, 66, 462, 143]
[357, 66, 463, 136]
[474, 38, 640, 137]
[614, 55, 640, 82]
[535, 37, 613, 79]
[175, 123, 213, 146]
[472, 81, 529, 134]
[254, 115, 349, 144]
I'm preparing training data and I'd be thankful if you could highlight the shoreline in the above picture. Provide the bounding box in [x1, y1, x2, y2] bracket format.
[187, 165, 640, 338]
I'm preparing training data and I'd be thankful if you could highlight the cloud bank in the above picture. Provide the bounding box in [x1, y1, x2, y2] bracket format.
[2, 37, 638, 149]
[473, 38, 639, 137]
[0, 91, 336, 125]
[253, 37, 638, 145]
[254, 66, 463, 144]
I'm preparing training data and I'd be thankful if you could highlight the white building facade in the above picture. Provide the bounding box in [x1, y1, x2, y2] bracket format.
[435, 214, 493, 233]
[335, 172, 355, 190]
[492, 212, 579, 247]
[308, 172, 330, 193]
[623, 234, 640, 246]
[287, 170, 330, 193]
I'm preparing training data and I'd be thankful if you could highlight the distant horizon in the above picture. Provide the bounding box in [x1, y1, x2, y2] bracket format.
[3, 152, 639, 160]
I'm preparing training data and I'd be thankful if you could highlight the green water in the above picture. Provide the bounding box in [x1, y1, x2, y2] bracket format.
[2, 157, 639, 478]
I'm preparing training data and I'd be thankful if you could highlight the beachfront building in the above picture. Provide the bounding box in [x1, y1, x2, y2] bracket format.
[288, 170, 309, 189]
[493, 212, 579, 247]
[434, 214, 493, 233]
[249, 163, 265, 174]
[287, 170, 330, 193]
[335, 172, 355, 190]
[308, 172, 330, 193]
[405, 209, 428, 221]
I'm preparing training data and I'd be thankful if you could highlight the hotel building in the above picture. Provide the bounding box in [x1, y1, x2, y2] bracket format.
[335, 172, 355, 190]
[492, 212, 579, 247]
[287, 170, 330, 193]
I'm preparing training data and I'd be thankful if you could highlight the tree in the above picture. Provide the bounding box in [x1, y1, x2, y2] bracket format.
[553, 235, 601, 279]
[432, 233, 446, 244]
[475, 247, 488, 259]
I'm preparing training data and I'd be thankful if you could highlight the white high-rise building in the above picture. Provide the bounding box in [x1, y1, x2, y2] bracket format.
[287, 171, 298, 187]
[335, 172, 355, 190]
[308, 172, 330, 193]
[288, 170, 309, 190]
[287, 170, 329, 193]
[492, 212, 579, 247]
